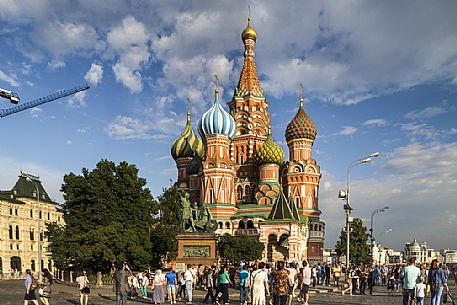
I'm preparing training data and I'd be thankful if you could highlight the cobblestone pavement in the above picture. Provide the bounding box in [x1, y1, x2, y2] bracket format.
[1, 279, 456, 305]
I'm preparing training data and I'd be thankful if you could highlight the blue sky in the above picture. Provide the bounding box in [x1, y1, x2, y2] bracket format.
[0, 0, 456, 251]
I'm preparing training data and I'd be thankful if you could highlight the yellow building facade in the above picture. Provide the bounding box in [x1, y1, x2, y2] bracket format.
[0, 172, 64, 277]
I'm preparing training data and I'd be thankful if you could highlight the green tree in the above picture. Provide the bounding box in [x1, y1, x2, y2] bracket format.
[218, 234, 264, 263]
[149, 186, 184, 266]
[335, 218, 370, 265]
[46, 160, 154, 272]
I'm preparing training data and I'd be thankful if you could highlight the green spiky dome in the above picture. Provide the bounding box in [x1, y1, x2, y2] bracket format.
[171, 118, 205, 160]
[285, 106, 317, 142]
[256, 133, 285, 165]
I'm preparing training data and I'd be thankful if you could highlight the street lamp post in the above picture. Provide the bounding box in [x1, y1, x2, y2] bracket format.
[338, 152, 380, 275]
[24, 172, 42, 282]
[370, 206, 389, 264]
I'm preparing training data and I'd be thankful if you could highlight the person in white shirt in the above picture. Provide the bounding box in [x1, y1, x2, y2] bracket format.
[184, 265, 195, 304]
[251, 262, 270, 305]
[285, 263, 297, 305]
[301, 261, 312, 305]
[415, 276, 426, 305]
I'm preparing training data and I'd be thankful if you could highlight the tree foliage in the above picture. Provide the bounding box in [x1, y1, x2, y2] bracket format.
[218, 234, 264, 263]
[335, 218, 371, 265]
[149, 186, 184, 266]
[46, 160, 154, 272]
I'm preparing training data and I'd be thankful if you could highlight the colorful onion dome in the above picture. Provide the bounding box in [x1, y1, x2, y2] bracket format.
[285, 85, 317, 142]
[171, 111, 205, 161]
[199, 76, 236, 138]
[187, 155, 202, 175]
[242, 17, 257, 42]
[256, 133, 285, 165]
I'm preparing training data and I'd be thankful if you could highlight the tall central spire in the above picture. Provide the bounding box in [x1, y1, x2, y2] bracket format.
[237, 17, 263, 97]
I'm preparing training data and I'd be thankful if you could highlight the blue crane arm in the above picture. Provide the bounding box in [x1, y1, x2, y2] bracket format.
[0, 84, 90, 118]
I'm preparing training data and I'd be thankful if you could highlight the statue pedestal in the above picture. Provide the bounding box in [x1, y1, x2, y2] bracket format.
[175, 233, 218, 272]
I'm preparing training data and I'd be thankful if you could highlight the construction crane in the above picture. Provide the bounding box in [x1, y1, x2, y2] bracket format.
[0, 87, 20, 104]
[0, 84, 90, 118]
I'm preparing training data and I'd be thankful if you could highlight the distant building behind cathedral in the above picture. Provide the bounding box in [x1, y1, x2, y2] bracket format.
[0, 172, 64, 276]
[171, 18, 325, 264]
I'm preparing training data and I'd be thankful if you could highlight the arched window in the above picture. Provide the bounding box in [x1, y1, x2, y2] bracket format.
[225, 222, 230, 229]
[30, 209, 33, 218]
[237, 186, 243, 200]
[247, 220, 254, 229]
[31, 260, 35, 272]
[218, 222, 223, 229]
[9, 225, 13, 239]
[245, 185, 251, 201]
[238, 220, 245, 229]
[15, 225, 20, 240]
[30, 228, 34, 241]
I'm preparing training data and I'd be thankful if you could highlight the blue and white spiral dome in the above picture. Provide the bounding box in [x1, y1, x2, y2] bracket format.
[199, 98, 236, 138]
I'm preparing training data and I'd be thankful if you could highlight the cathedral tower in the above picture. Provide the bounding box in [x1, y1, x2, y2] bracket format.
[199, 77, 237, 219]
[228, 18, 270, 204]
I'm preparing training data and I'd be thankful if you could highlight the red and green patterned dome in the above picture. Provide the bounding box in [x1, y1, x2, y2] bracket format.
[285, 106, 317, 142]
[256, 133, 285, 165]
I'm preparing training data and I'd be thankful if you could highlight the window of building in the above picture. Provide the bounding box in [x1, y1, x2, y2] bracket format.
[30, 209, 33, 218]
[30, 228, 34, 241]
[15, 209, 18, 216]
[9, 225, 13, 239]
[225, 222, 230, 229]
[39, 211, 42, 219]
[31, 260, 35, 272]
[10, 244, 13, 250]
[10, 208, 13, 215]
[40, 233, 44, 242]
[15, 225, 20, 240]
[48, 212, 50, 220]
[16, 244, 19, 250]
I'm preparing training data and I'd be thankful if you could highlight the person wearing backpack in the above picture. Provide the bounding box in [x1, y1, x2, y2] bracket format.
[428, 259, 449, 305]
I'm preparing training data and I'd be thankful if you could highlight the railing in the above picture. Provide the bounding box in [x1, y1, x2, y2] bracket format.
[309, 231, 325, 238]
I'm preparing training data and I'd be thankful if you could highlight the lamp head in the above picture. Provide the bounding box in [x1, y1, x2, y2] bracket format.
[361, 158, 372, 163]
[370, 152, 381, 158]
[338, 190, 347, 199]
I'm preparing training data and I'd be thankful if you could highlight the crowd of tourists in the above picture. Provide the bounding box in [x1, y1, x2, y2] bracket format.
[22, 257, 455, 305]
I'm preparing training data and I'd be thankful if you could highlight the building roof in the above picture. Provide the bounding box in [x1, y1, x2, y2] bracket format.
[256, 133, 285, 165]
[267, 188, 300, 222]
[6, 172, 55, 204]
[285, 104, 317, 142]
[171, 102, 204, 160]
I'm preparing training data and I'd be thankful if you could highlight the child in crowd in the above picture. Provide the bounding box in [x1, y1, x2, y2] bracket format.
[415, 276, 426, 305]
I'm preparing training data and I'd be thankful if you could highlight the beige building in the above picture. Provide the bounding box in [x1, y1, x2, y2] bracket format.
[0, 172, 63, 276]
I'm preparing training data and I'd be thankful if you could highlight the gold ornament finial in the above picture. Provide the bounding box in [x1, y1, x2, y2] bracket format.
[242, 9, 257, 42]
[299, 82, 304, 108]
[214, 75, 219, 102]
[186, 97, 191, 122]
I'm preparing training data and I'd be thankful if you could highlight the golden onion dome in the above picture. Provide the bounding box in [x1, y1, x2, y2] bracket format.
[242, 17, 257, 42]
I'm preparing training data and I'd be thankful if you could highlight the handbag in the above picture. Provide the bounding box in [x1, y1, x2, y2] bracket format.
[81, 286, 91, 294]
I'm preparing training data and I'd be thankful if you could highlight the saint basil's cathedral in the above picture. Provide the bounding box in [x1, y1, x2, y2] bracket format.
[171, 18, 324, 264]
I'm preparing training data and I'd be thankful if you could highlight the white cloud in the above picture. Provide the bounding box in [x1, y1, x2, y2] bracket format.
[105, 115, 154, 140]
[66, 140, 73, 145]
[34, 21, 99, 56]
[321, 141, 457, 250]
[405, 106, 447, 120]
[339, 126, 357, 136]
[47, 59, 65, 70]
[108, 16, 151, 93]
[84, 63, 103, 86]
[363, 119, 386, 127]
[30, 107, 42, 118]
[0, 69, 19, 87]
[67, 91, 87, 108]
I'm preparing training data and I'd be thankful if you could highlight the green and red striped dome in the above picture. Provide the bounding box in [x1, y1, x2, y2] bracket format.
[285, 106, 316, 142]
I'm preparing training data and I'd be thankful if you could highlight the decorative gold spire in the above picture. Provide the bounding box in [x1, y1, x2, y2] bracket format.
[187, 97, 191, 122]
[299, 82, 304, 108]
[242, 16, 257, 42]
[214, 75, 219, 102]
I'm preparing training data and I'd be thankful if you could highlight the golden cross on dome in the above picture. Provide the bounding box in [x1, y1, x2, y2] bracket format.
[214, 75, 219, 102]
[186, 97, 191, 122]
[299, 82, 304, 108]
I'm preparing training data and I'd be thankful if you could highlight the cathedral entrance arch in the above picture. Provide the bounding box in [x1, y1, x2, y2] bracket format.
[10, 256, 21, 272]
[267, 234, 277, 262]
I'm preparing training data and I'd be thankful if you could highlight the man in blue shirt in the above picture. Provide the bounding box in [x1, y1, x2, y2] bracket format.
[166, 269, 177, 304]
[239, 265, 251, 305]
[401, 257, 420, 305]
